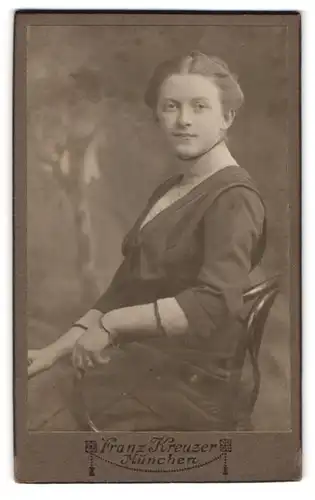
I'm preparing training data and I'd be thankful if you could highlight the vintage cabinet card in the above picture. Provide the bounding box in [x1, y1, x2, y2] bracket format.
[14, 10, 301, 482]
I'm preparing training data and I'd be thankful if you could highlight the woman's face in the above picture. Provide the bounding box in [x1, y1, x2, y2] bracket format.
[156, 73, 233, 159]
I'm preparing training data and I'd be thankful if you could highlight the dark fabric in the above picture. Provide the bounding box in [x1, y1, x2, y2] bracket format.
[91, 166, 266, 429]
[94, 165, 265, 323]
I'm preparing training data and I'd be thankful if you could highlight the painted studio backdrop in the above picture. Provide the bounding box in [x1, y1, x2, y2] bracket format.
[27, 25, 290, 431]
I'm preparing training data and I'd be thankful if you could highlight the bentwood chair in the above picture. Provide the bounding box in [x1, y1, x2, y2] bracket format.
[232, 275, 281, 429]
[73, 275, 281, 432]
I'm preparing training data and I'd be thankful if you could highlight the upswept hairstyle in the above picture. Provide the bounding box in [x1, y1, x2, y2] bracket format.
[144, 51, 244, 116]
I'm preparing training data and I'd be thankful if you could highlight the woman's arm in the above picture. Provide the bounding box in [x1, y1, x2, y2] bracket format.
[48, 309, 104, 357]
[28, 308, 104, 377]
[72, 187, 265, 370]
[101, 188, 265, 343]
[100, 299, 189, 344]
[72, 299, 189, 371]
[174, 187, 265, 338]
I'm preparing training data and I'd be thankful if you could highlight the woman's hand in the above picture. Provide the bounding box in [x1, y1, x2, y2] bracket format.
[28, 345, 60, 378]
[27, 322, 98, 378]
[72, 322, 113, 373]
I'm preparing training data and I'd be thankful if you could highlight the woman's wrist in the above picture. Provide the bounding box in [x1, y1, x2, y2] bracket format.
[72, 323, 88, 332]
[41, 310, 106, 360]
[99, 315, 119, 346]
[49, 325, 88, 358]
[74, 309, 103, 329]
[153, 300, 168, 337]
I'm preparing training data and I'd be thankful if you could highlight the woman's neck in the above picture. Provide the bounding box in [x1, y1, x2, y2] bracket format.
[179, 140, 238, 184]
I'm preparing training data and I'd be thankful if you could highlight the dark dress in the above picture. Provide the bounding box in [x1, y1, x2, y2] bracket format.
[88, 165, 266, 431]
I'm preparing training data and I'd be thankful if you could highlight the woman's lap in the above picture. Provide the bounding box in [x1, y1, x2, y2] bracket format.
[27, 343, 243, 432]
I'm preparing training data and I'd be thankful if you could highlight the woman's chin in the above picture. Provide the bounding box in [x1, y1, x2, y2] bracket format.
[174, 145, 201, 160]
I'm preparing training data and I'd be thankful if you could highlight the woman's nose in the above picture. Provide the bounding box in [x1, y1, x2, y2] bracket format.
[177, 105, 192, 127]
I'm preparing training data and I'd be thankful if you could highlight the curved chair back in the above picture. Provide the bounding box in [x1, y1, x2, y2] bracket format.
[239, 275, 281, 417]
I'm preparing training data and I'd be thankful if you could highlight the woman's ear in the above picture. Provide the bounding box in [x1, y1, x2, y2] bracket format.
[222, 109, 236, 130]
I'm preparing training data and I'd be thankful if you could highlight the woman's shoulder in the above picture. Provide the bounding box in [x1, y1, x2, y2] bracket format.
[203, 165, 264, 206]
[209, 165, 259, 190]
[200, 166, 265, 224]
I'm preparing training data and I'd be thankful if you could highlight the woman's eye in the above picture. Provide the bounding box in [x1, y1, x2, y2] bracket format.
[163, 101, 177, 112]
[194, 102, 207, 112]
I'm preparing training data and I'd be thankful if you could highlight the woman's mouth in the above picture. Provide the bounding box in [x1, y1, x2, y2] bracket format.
[173, 132, 197, 137]
[173, 133, 198, 142]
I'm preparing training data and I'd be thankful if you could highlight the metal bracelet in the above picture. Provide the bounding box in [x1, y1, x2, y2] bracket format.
[154, 301, 167, 337]
[72, 323, 88, 331]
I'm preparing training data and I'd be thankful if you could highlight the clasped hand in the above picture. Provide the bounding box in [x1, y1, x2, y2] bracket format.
[72, 320, 114, 373]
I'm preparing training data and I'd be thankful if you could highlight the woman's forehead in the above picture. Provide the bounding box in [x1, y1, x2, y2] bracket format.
[159, 73, 220, 101]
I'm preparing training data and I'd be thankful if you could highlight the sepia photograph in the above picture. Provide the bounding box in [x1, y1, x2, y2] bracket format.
[25, 21, 292, 433]
[14, 11, 301, 482]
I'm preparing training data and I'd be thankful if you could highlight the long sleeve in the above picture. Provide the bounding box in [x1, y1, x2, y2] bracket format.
[174, 187, 265, 339]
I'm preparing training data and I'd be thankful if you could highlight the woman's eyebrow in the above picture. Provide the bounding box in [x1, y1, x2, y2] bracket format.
[161, 96, 211, 103]
[191, 97, 211, 103]
[162, 97, 180, 103]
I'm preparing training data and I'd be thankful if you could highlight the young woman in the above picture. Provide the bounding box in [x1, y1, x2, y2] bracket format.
[28, 51, 266, 430]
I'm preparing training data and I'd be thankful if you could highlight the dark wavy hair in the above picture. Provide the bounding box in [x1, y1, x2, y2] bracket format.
[144, 51, 244, 116]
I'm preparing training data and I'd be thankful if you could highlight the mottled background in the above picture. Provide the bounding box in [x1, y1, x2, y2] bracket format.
[27, 25, 291, 431]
